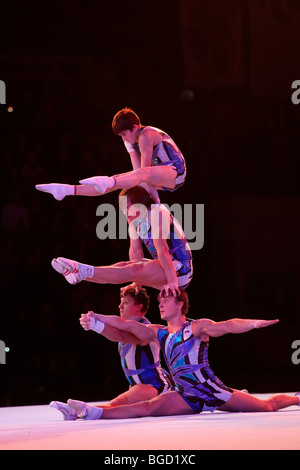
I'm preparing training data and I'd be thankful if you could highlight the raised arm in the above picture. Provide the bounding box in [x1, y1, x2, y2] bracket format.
[193, 318, 279, 340]
[151, 206, 179, 296]
[128, 226, 144, 261]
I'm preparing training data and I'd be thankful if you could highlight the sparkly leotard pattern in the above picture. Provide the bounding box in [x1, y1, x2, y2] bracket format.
[132, 204, 193, 289]
[124, 126, 186, 191]
[118, 317, 170, 393]
[157, 320, 233, 412]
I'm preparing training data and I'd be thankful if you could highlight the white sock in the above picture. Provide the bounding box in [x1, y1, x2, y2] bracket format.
[36, 183, 75, 201]
[85, 404, 103, 420]
[67, 399, 103, 420]
[49, 401, 77, 420]
[77, 262, 94, 280]
[52, 258, 94, 280]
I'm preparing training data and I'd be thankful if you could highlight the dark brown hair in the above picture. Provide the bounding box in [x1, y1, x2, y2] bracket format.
[121, 287, 150, 314]
[158, 288, 190, 316]
[112, 108, 141, 134]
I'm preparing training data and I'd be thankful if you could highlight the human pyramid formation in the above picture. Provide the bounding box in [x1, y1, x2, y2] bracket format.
[36, 108, 299, 421]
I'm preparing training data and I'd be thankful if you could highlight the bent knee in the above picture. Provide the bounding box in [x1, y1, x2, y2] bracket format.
[131, 167, 150, 185]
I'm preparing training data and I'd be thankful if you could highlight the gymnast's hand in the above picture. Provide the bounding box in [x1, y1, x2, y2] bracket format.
[160, 283, 180, 298]
[80, 311, 95, 331]
[80, 311, 105, 335]
[120, 282, 142, 296]
[252, 319, 279, 329]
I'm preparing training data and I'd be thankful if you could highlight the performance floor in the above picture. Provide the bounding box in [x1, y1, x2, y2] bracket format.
[0, 393, 299, 451]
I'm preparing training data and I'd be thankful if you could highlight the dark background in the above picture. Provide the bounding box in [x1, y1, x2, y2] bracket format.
[0, 0, 299, 407]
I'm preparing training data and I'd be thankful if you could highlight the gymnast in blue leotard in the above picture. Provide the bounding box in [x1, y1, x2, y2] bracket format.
[119, 316, 171, 393]
[74, 108, 187, 202]
[36, 108, 187, 203]
[157, 318, 233, 413]
[131, 201, 193, 290]
[123, 125, 186, 192]
[50, 287, 172, 419]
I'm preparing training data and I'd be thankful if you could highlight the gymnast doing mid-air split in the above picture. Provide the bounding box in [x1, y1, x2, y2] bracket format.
[36, 107, 186, 205]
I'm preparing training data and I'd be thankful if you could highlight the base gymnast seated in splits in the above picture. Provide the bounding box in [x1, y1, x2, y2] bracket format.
[51, 289, 300, 421]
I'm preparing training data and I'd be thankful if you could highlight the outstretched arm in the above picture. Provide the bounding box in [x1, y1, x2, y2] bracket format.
[80, 311, 140, 343]
[80, 311, 157, 346]
[193, 318, 279, 340]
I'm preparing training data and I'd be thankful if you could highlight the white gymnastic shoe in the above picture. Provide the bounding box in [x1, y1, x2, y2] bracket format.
[51, 257, 94, 285]
[79, 176, 115, 194]
[67, 399, 103, 420]
[35, 183, 75, 201]
[49, 401, 78, 420]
